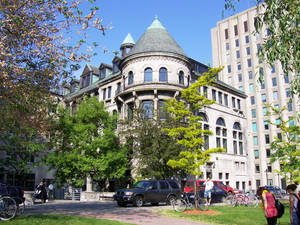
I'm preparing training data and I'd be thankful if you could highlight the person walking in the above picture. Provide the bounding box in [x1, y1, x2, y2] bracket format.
[48, 183, 54, 200]
[286, 184, 300, 225]
[257, 186, 278, 225]
[203, 177, 214, 206]
[36, 181, 48, 203]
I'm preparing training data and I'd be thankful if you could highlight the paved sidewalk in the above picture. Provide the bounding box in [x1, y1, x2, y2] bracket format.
[25, 200, 211, 225]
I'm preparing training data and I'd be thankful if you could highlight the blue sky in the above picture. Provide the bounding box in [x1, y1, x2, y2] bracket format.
[72, 0, 255, 78]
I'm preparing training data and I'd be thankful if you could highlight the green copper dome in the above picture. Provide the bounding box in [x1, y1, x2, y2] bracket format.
[128, 16, 186, 57]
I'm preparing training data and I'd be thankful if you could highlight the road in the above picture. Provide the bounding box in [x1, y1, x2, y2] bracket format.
[24, 200, 211, 225]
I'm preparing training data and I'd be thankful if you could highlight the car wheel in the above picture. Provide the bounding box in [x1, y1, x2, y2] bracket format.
[220, 196, 226, 204]
[167, 195, 175, 205]
[134, 196, 143, 207]
[117, 202, 127, 207]
[151, 202, 159, 206]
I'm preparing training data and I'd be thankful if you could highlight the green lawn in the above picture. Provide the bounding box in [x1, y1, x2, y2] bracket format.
[157, 204, 290, 225]
[1, 215, 136, 225]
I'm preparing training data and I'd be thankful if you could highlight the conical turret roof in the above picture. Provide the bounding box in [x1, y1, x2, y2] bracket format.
[122, 33, 135, 45]
[128, 16, 186, 57]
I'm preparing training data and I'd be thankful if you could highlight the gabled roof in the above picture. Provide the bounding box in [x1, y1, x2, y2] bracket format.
[87, 64, 100, 75]
[128, 16, 186, 57]
[99, 63, 112, 69]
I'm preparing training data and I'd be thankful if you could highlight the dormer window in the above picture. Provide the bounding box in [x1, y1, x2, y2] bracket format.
[81, 74, 91, 88]
[100, 68, 105, 79]
[113, 61, 119, 73]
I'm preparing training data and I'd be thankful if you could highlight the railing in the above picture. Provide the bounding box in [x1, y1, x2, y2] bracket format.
[115, 81, 186, 96]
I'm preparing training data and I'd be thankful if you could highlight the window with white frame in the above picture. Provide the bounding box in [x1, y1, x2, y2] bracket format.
[216, 117, 227, 152]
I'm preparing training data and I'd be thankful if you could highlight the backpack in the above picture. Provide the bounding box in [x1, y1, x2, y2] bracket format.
[274, 199, 285, 218]
[292, 193, 300, 219]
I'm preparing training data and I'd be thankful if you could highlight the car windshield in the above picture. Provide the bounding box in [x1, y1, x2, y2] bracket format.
[218, 182, 226, 187]
[134, 181, 152, 188]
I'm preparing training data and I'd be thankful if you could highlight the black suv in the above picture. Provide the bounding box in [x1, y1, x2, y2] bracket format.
[114, 180, 181, 207]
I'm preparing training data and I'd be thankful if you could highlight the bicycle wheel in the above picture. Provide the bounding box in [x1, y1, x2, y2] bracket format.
[197, 197, 208, 211]
[0, 196, 17, 221]
[248, 196, 259, 208]
[172, 198, 187, 212]
[231, 196, 239, 207]
[225, 195, 233, 205]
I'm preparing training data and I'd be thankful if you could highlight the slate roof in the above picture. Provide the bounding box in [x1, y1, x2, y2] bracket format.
[128, 17, 186, 57]
[87, 64, 100, 75]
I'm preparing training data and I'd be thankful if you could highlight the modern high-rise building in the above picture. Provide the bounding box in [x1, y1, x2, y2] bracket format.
[211, 5, 298, 189]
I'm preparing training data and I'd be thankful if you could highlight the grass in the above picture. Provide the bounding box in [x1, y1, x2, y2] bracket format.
[157, 203, 291, 225]
[1, 214, 136, 225]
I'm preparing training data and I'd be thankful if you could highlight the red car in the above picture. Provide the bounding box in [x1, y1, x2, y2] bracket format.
[184, 180, 236, 195]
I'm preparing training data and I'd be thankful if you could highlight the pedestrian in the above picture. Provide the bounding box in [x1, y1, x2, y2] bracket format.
[203, 176, 214, 206]
[257, 186, 278, 225]
[36, 181, 48, 203]
[48, 183, 54, 200]
[286, 184, 300, 225]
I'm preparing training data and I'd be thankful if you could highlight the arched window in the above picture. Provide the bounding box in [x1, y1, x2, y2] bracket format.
[216, 118, 226, 126]
[128, 71, 134, 85]
[233, 122, 243, 155]
[198, 112, 208, 122]
[198, 112, 209, 149]
[144, 67, 152, 82]
[216, 117, 227, 151]
[159, 67, 167, 82]
[179, 71, 184, 85]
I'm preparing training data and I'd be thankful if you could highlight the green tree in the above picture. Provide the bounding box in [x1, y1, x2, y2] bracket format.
[163, 67, 225, 206]
[224, 0, 300, 96]
[0, 126, 47, 176]
[0, 0, 109, 175]
[46, 96, 128, 187]
[266, 105, 300, 184]
[120, 107, 186, 180]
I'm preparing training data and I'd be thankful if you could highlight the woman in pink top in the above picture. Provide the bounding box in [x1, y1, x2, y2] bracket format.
[257, 186, 278, 225]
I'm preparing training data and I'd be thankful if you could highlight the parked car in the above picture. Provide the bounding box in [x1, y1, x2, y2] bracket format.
[263, 185, 286, 198]
[184, 180, 236, 195]
[186, 186, 228, 203]
[113, 180, 181, 207]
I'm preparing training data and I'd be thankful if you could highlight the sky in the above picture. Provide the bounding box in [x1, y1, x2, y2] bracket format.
[72, 0, 256, 78]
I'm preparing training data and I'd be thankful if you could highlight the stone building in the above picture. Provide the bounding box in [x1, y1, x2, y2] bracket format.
[64, 17, 251, 191]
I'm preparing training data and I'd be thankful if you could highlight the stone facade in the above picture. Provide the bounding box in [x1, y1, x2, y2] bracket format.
[64, 17, 252, 192]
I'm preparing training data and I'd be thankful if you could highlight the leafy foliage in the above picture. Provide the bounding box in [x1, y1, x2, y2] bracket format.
[0, 0, 109, 133]
[119, 107, 186, 180]
[46, 97, 128, 187]
[0, 126, 47, 175]
[266, 104, 300, 184]
[224, 0, 300, 96]
[163, 67, 225, 177]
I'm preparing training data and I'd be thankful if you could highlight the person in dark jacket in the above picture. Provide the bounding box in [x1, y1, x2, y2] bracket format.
[36, 181, 48, 203]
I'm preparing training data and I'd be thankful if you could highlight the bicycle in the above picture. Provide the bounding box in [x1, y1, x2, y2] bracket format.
[230, 192, 259, 208]
[172, 191, 208, 212]
[0, 195, 17, 221]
